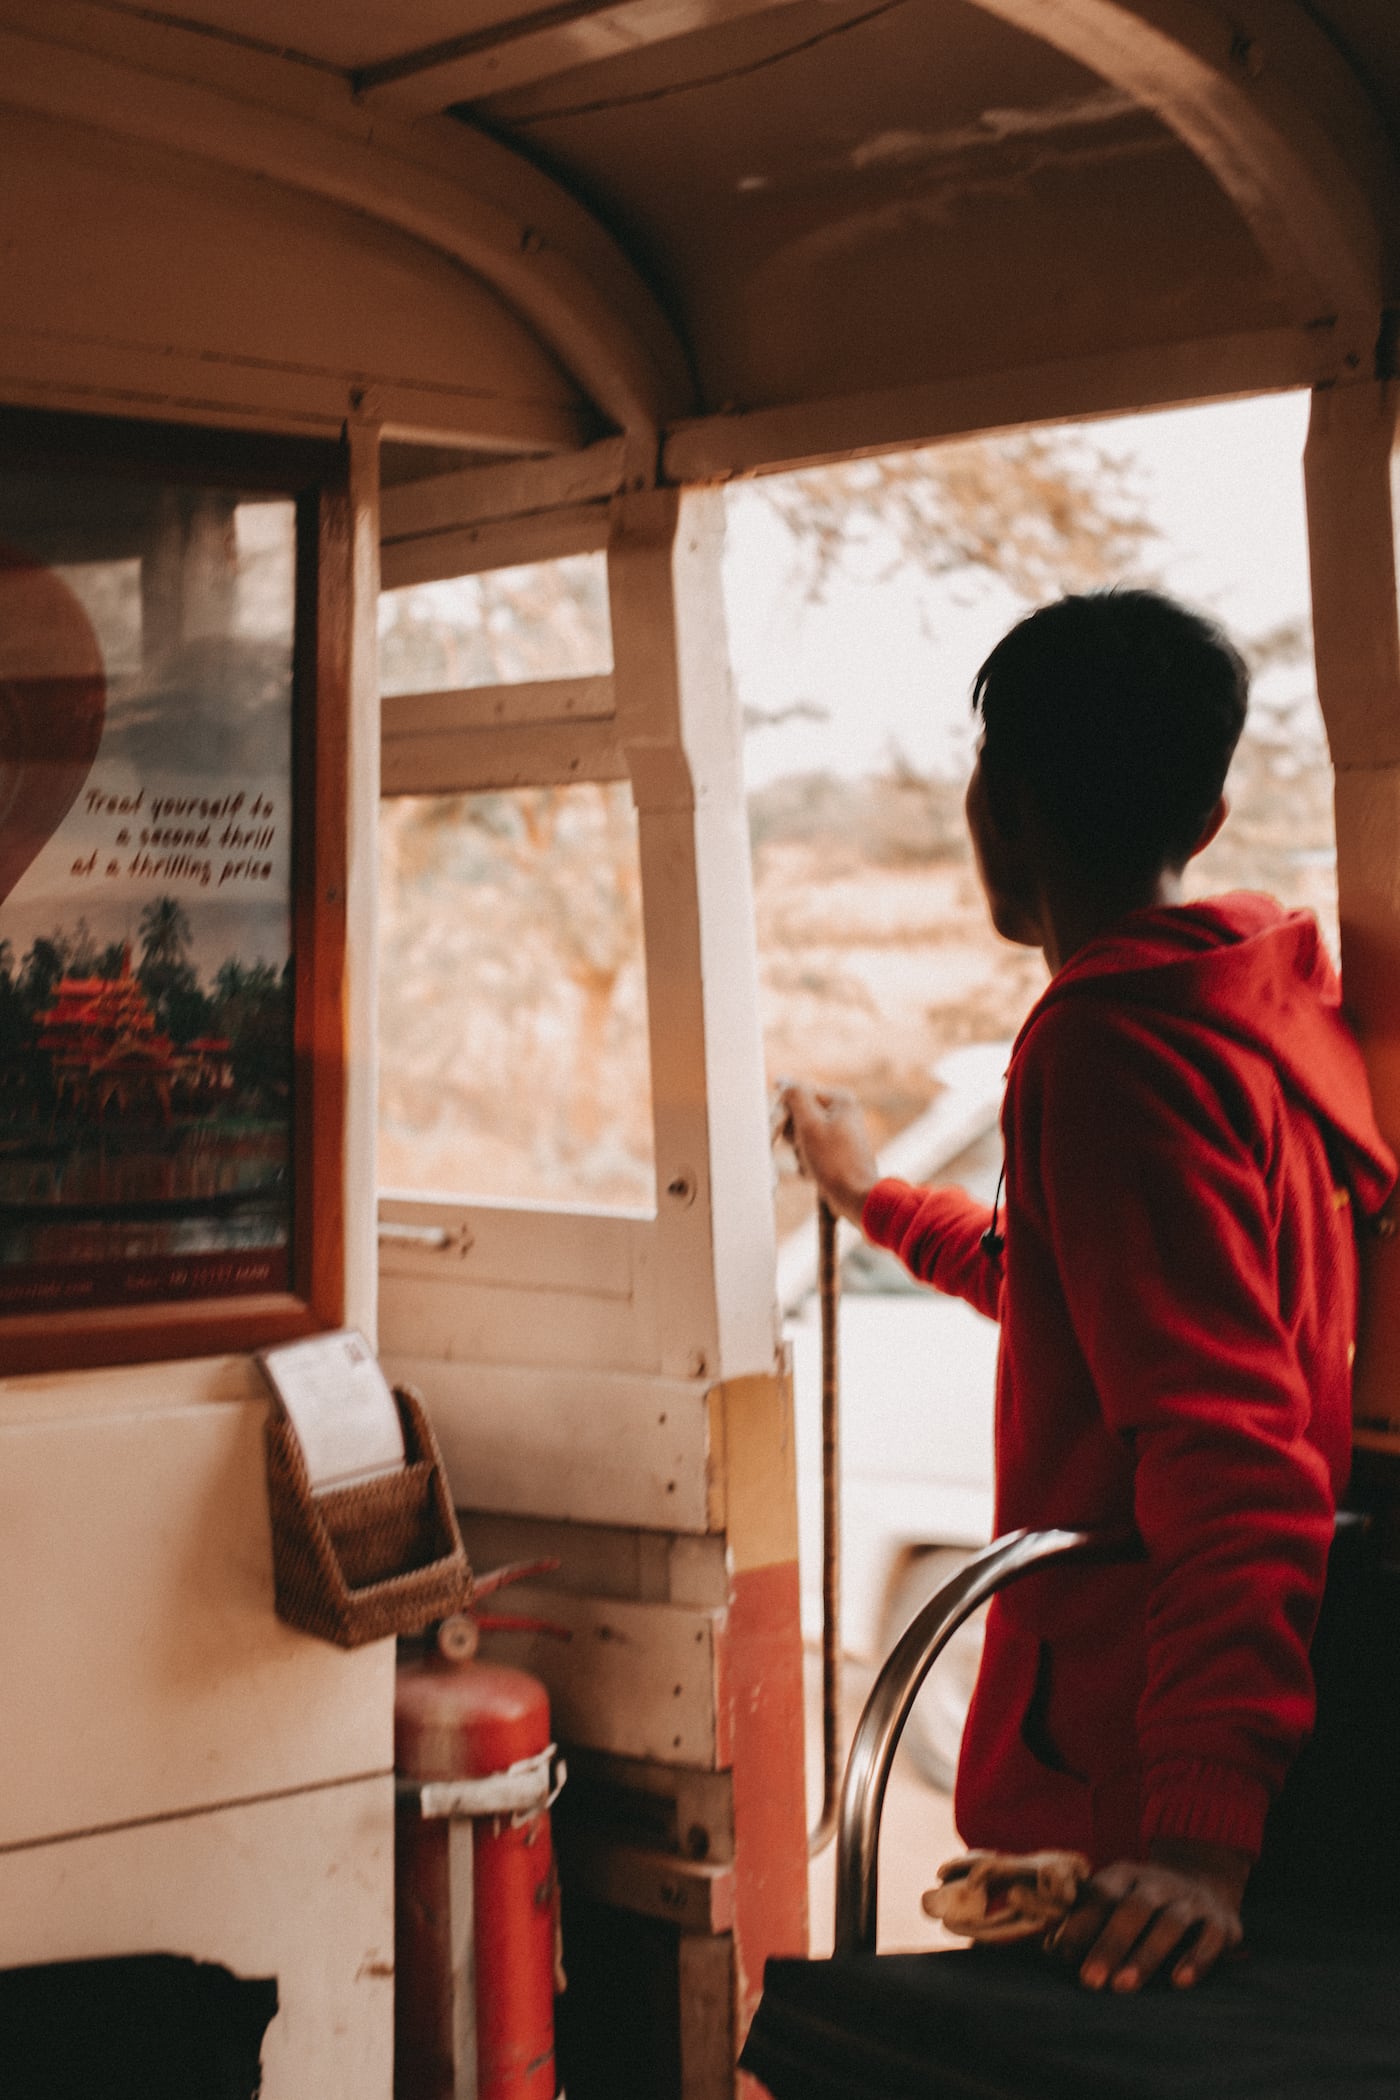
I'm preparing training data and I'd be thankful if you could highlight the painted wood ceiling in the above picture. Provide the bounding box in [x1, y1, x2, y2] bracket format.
[6, 2, 1400, 462]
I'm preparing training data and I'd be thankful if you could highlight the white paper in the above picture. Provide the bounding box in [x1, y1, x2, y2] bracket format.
[259, 1329, 406, 1491]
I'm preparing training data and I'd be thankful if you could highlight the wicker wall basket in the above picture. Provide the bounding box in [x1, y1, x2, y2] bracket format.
[264, 1383, 473, 1648]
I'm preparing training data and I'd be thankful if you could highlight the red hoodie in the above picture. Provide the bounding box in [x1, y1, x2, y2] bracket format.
[862, 894, 1396, 1866]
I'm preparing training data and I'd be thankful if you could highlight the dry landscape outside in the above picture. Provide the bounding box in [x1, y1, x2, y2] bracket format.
[377, 407, 1337, 1236]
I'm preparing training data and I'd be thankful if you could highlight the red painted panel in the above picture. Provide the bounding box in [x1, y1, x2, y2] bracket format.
[721, 1556, 809, 2053]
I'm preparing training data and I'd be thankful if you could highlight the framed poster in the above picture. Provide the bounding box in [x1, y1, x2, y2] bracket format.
[0, 409, 350, 1374]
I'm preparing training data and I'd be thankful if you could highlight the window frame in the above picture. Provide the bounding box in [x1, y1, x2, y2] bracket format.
[0, 406, 351, 1376]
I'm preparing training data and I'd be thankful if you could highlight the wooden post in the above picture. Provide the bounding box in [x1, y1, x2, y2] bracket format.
[343, 419, 383, 1344]
[607, 486, 781, 1386]
[609, 490, 808, 2087]
[1305, 381, 1400, 1438]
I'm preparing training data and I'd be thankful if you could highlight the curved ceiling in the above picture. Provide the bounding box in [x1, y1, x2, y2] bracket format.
[466, 1, 1289, 414]
[5, 0, 1400, 465]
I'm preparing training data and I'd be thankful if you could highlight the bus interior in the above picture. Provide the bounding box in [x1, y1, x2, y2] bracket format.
[3, 2, 1400, 2095]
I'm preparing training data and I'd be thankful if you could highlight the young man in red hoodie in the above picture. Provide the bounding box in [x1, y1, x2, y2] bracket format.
[783, 589, 1396, 1997]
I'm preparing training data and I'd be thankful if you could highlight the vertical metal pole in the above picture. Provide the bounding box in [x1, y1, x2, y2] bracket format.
[809, 1196, 841, 1856]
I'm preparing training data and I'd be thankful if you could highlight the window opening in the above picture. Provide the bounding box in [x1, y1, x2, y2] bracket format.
[730, 390, 1327, 1953]
[378, 781, 654, 1212]
[736, 390, 1326, 1253]
[378, 553, 611, 696]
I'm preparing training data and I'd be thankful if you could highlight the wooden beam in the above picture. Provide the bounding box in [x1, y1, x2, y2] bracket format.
[0, 1352, 266, 1422]
[662, 326, 1345, 486]
[967, 0, 1390, 343]
[1303, 384, 1400, 771]
[1304, 380, 1400, 1435]
[356, 0, 810, 112]
[479, 1587, 721, 1765]
[380, 676, 615, 739]
[680, 1935, 737, 2100]
[608, 489, 782, 1382]
[379, 1195, 637, 1293]
[456, 1510, 728, 1610]
[380, 501, 611, 589]
[556, 1830, 735, 1932]
[375, 1201, 643, 1291]
[380, 1355, 719, 1531]
[379, 438, 631, 543]
[563, 1746, 735, 1856]
[342, 420, 382, 1344]
[380, 715, 627, 794]
[0, 327, 585, 455]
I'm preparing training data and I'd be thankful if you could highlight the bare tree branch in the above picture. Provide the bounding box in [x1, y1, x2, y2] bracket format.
[757, 429, 1157, 609]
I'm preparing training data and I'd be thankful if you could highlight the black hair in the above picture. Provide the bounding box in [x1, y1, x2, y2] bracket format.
[971, 588, 1249, 879]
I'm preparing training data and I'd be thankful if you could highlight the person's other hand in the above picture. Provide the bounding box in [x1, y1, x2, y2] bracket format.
[777, 1083, 880, 1226]
[1050, 1840, 1247, 1992]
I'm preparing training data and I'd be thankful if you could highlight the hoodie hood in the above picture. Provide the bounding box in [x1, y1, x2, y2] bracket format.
[1013, 892, 1397, 1217]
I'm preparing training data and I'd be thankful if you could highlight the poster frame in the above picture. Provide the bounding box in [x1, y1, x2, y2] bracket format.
[0, 405, 351, 1376]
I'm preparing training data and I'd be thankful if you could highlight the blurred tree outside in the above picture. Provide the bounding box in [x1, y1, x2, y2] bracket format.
[1186, 616, 1335, 929]
[380, 782, 649, 1204]
[761, 428, 1153, 607]
[379, 554, 610, 697]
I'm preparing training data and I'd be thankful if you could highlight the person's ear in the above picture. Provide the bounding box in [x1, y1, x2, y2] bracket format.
[1186, 794, 1228, 861]
[966, 758, 1045, 949]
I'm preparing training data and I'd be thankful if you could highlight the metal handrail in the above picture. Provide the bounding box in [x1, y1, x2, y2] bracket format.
[833, 1526, 1141, 1954]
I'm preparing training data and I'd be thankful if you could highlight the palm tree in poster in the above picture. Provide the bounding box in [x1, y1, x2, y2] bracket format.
[138, 896, 193, 972]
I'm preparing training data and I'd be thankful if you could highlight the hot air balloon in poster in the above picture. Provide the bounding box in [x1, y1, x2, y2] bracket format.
[0, 545, 106, 906]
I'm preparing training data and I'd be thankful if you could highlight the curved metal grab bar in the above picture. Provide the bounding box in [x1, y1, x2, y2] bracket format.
[833, 1526, 1141, 1954]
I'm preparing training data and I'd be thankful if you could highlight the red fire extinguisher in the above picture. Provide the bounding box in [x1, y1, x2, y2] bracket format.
[396, 1567, 566, 2100]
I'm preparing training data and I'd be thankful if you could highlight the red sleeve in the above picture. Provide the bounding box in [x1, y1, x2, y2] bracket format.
[861, 1178, 1001, 1322]
[1029, 1008, 1335, 1859]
